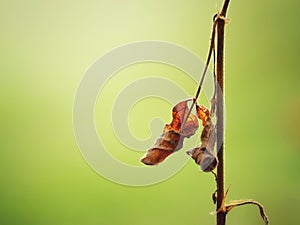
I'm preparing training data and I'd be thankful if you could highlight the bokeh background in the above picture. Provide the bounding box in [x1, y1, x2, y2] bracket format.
[1, 0, 299, 225]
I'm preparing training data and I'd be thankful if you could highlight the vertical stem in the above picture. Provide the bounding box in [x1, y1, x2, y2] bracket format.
[216, 1, 230, 225]
[216, 17, 226, 225]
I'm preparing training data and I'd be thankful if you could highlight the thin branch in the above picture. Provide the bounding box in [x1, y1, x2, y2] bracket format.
[226, 200, 269, 225]
[194, 19, 218, 101]
[181, 1, 231, 133]
[210, 37, 217, 118]
[220, 0, 231, 17]
[179, 19, 217, 133]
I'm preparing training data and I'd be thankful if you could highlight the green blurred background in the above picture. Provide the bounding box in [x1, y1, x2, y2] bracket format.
[1, 0, 299, 225]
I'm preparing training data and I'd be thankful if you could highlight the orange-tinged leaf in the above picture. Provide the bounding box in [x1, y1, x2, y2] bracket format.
[180, 113, 198, 137]
[196, 104, 210, 126]
[141, 100, 198, 165]
[141, 149, 174, 165]
[141, 130, 183, 165]
[170, 100, 199, 136]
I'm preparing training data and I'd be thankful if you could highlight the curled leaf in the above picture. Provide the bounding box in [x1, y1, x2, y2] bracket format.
[187, 117, 218, 172]
[141, 100, 199, 165]
[196, 104, 210, 126]
[187, 147, 218, 172]
[170, 100, 199, 137]
[141, 129, 183, 165]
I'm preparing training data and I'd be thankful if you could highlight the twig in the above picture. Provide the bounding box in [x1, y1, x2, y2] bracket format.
[225, 200, 269, 225]
[179, 18, 217, 133]
[210, 37, 217, 118]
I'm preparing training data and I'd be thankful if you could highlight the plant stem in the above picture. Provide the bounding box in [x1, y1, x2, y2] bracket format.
[216, 18, 226, 225]
[216, 1, 230, 225]
[179, 20, 217, 133]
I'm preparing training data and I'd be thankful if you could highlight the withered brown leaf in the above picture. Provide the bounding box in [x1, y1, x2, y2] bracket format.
[141, 100, 199, 166]
[187, 117, 218, 172]
[196, 104, 210, 126]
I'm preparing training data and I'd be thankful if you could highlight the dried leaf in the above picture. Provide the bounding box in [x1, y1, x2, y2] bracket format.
[196, 104, 210, 126]
[187, 147, 218, 172]
[170, 100, 199, 137]
[141, 100, 199, 165]
[187, 117, 218, 172]
[141, 130, 183, 165]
